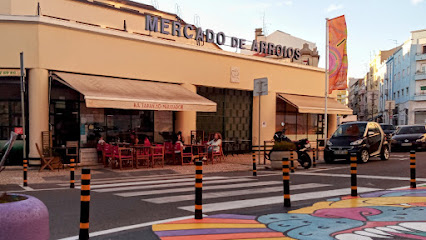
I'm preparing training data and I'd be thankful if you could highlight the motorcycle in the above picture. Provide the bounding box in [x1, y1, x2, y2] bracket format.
[270, 123, 312, 169]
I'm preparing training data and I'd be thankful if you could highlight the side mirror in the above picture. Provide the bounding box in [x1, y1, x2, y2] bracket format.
[368, 131, 374, 136]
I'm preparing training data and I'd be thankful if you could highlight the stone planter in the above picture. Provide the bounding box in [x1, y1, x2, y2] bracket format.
[269, 150, 292, 170]
[0, 194, 49, 240]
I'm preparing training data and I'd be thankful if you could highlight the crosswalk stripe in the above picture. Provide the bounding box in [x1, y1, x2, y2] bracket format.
[143, 183, 332, 204]
[57, 173, 198, 186]
[178, 187, 382, 213]
[294, 172, 426, 181]
[88, 176, 227, 190]
[116, 181, 281, 197]
[94, 178, 255, 193]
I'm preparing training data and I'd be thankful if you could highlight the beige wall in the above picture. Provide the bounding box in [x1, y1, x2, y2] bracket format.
[175, 84, 197, 142]
[28, 68, 49, 164]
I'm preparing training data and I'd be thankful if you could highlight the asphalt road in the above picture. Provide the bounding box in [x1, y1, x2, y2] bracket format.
[5, 151, 426, 239]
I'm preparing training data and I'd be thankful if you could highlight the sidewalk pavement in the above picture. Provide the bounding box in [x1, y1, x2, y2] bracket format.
[0, 154, 260, 185]
[151, 187, 426, 240]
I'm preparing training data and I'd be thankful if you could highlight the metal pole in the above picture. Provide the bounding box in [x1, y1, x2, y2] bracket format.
[324, 19, 329, 147]
[79, 168, 91, 240]
[20, 52, 27, 164]
[258, 87, 261, 165]
[282, 157, 291, 207]
[194, 161, 203, 219]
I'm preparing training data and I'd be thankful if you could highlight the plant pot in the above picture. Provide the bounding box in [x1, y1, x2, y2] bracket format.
[0, 194, 49, 240]
[269, 151, 292, 170]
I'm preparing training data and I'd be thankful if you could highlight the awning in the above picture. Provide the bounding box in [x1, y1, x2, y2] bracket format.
[277, 93, 353, 115]
[53, 72, 216, 112]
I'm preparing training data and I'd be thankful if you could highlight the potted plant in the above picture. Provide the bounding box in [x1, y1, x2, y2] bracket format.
[0, 132, 50, 240]
[268, 141, 296, 170]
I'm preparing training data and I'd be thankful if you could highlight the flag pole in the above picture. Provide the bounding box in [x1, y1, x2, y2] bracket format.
[324, 18, 329, 148]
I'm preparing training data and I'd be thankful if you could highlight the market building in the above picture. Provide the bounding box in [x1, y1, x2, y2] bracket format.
[0, 0, 351, 165]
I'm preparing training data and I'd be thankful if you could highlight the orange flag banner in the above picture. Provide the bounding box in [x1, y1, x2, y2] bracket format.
[328, 15, 348, 94]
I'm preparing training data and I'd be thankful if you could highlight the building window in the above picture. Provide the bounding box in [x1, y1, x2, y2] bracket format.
[393, 92, 396, 99]
[406, 87, 409, 95]
[402, 69, 405, 77]
[0, 101, 22, 140]
[398, 72, 400, 80]
[402, 89, 404, 96]
[423, 45, 426, 54]
[407, 67, 410, 75]
[398, 91, 400, 97]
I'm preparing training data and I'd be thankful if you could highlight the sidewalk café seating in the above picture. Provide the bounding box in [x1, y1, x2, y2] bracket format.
[151, 145, 165, 168]
[111, 146, 133, 170]
[36, 143, 55, 171]
[197, 145, 209, 165]
[102, 144, 113, 167]
[211, 144, 224, 164]
[134, 146, 151, 168]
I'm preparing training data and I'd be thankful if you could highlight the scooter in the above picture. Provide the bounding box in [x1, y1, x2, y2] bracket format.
[270, 123, 312, 169]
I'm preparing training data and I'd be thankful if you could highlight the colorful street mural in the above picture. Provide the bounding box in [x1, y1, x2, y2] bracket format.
[152, 188, 426, 240]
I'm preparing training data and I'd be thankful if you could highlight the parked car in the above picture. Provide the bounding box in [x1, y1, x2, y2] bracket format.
[391, 125, 426, 151]
[324, 121, 390, 163]
[380, 123, 396, 139]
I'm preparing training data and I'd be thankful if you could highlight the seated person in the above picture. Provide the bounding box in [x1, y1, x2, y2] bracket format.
[207, 132, 222, 153]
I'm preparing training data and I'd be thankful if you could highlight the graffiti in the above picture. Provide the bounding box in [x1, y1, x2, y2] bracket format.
[258, 188, 426, 240]
[152, 188, 426, 240]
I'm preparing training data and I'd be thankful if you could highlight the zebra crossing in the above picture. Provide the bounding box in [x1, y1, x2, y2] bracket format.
[57, 173, 381, 213]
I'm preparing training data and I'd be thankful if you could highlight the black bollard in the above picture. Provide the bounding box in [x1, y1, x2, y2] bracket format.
[70, 159, 75, 188]
[283, 157, 291, 207]
[410, 150, 416, 189]
[23, 159, 28, 187]
[79, 168, 91, 240]
[350, 153, 357, 197]
[195, 161, 203, 219]
[252, 151, 257, 176]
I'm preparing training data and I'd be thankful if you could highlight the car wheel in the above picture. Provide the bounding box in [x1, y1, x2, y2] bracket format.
[360, 149, 369, 163]
[324, 156, 334, 163]
[381, 146, 390, 160]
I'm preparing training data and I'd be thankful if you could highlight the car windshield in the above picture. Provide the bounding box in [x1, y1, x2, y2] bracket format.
[396, 126, 426, 134]
[380, 125, 395, 130]
[333, 123, 366, 137]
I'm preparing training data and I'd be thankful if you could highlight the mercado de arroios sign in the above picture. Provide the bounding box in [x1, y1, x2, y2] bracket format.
[145, 15, 301, 60]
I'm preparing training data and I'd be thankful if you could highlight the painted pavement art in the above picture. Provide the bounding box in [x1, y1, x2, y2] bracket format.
[152, 188, 426, 240]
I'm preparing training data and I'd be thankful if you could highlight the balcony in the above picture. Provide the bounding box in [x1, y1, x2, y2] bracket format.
[414, 92, 426, 101]
[415, 72, 426, 81]
[415, 53, 426, 61]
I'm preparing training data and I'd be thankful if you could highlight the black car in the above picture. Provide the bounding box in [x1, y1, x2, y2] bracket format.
[380, 123, 396, 139]
[391, 125, 426, 151]
[324, 121, 390, 163]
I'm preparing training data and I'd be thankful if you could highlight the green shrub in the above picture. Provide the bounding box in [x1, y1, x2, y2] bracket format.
[272, 141, 296, 151]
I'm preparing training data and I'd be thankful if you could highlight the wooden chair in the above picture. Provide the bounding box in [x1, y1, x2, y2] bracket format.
[134, 146, 151, 168]
[102, 144, 113, 167]
[151, 145, 164, 168]
[182, 145, 193, 165]
[35, 143, 54, 171]
[111, 146, 133, 170]
[198, 145, 209, 165]
[211, 144, 224, 164]
[164, 141, 174, 164]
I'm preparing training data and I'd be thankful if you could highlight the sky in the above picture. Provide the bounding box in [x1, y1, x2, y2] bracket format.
[135, 0, 426, 78]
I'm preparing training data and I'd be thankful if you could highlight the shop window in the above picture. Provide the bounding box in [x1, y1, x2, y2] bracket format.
[0, 101, 22, 140]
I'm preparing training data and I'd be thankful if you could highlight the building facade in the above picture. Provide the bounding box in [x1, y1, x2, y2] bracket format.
[241, 29, 320, 67]
[0, 0, 350, 165]
[387, 29, 426, 125]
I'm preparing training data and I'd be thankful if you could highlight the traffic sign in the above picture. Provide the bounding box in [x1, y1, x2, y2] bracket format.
[254, 78, 268, 96]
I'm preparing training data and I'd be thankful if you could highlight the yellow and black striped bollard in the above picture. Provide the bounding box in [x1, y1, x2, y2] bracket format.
[79, 168, 91, 240]
[350, 153, 357, 197]
[195, 161, 203, 219]
[410, 150, 416, 189]
[313, 148, 317, 168]
[23, 159, 28, 187]
[70, 159, 75, 188]
[290, 151, 295, 173]
[252, 151, 257, 176]
[282, 157, 291, 207]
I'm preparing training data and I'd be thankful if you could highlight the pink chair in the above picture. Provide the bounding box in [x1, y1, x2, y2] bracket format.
[134, 146, 151, 168]
[102, 144, 113, 167]
[164, 141, 174, 164]
[112, 146, 133, 170]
